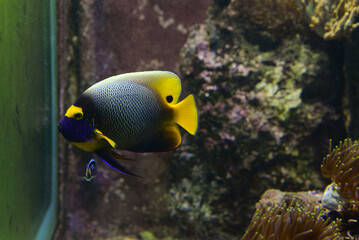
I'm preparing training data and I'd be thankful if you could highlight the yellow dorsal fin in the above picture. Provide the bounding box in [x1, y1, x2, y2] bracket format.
[96, 71, 182, 105]
[172, 94, 198, 135]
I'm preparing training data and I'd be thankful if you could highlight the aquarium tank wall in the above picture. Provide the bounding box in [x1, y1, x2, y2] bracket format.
[0, 0, 57, 239]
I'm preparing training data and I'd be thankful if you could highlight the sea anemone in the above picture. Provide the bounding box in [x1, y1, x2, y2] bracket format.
[241, 196, 340, 240]
[337, 203, 359, 239]
[321, 139, 359, 203]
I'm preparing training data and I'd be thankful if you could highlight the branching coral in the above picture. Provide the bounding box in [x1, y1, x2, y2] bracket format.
[321, 139, 359, 203]
[241, 195, 340, 240]
[295, 0, 359, 39]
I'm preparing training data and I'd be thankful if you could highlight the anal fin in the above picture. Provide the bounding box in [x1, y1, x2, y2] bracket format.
[95, 150, 140, 177]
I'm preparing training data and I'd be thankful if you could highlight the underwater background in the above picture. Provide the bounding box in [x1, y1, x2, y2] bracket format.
[2, 0, 359, 239]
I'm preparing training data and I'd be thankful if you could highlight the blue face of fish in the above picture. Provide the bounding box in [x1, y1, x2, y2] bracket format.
[58, 105, 95, 142]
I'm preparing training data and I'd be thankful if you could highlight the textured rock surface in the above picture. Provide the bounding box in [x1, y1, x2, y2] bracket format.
[166, 2, 346, 238]
[56, 0, 211, 239]
[94, 0, 211, 79]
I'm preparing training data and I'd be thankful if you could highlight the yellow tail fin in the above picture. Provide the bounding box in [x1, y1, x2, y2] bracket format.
[173, 94, 198, 135]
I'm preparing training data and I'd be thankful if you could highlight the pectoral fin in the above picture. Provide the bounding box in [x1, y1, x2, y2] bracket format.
[70, 129, 117, 153]
[94, 129, 117, 148]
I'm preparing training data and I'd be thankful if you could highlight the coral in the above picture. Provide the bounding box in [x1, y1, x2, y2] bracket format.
[321, 139, 359, 203]
[295, 0, 359, 40]
[241, 189, 340, 240]
[321, 139, 359, 239]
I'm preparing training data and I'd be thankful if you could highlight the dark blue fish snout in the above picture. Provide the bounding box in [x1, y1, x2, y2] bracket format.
[58, 116, 95, 142]
[57, 117, 76, 141]
[57, 122, 63, 132]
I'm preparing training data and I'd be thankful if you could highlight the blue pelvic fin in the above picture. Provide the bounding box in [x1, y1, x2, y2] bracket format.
[95, 150, 140, 177]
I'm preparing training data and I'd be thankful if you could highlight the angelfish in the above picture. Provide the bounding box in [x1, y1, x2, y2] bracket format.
[58, 71, 198, 176]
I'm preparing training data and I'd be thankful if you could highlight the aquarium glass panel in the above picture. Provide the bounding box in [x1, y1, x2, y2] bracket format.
[0, 0, 57, 239]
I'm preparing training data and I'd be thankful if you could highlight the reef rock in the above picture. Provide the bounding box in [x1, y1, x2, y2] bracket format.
[166, 1, 345, 238]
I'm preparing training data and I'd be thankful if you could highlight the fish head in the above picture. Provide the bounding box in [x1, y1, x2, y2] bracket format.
[87, 159, 96, 171]
[58, 105, 95, 142]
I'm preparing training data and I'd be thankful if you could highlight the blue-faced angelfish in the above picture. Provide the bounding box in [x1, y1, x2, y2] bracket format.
[84, 159, 96, 182]
[58, 71, 198, 176]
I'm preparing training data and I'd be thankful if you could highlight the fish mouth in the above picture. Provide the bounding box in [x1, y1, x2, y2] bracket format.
[57, 123, 63, 132]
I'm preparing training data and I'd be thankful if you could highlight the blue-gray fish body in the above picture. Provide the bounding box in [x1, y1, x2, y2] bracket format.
[58, 71, 198, 175]
[85, 81, 171, 150]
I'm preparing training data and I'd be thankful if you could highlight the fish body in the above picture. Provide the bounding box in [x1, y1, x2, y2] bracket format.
[58, 71, 198, 176]
[86, 80, 171, 151]
[84, 159, 96, 182]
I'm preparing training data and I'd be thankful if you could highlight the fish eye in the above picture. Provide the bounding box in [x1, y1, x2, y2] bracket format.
[166, 95, 173, 103]
[74, 113, 83, 120]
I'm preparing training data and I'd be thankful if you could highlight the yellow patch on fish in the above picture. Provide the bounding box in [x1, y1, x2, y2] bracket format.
[70, 129, 116, 152]
[94, 129, 117, 148]
[65, 105, 83, 120]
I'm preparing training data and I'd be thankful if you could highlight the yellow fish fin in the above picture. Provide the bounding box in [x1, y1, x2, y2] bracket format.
[94, 129, 117, 148]
[130, 123, 182, 152]
[173, 94, 198, 135]
[70, 129, 116, 152]
[103, 71, 182, 105]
